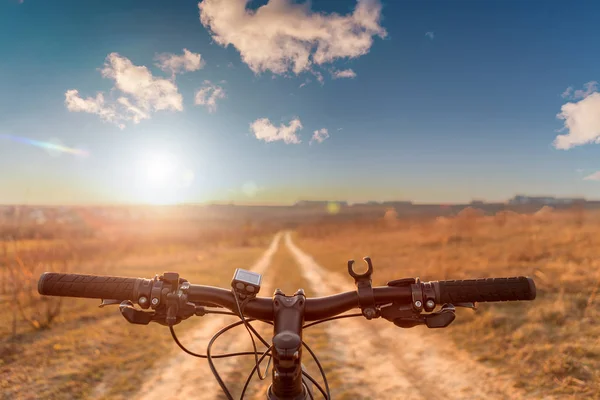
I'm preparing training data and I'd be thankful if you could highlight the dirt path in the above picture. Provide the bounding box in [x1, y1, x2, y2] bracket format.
[284, 232, 538, 400]
[130, 232, 282, 400]
[122, 231, 543, 400]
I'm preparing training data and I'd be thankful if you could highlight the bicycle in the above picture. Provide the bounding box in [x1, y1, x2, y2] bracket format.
[37, 257, 536, 400]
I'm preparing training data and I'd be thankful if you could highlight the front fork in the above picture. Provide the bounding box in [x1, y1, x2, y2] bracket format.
[267, 288, 309, 400]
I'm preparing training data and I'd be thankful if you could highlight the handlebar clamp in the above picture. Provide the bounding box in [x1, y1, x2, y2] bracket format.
[116, 272, 196, 327]
[383, 278, 461, 329]
[348, 257, 380, 320]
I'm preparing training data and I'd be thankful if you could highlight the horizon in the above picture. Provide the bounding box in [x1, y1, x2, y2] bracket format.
[2, 0, 600, 205]
[0, 193, 593, 208]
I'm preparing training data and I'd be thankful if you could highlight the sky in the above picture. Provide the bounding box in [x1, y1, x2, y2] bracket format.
[1, 0, 600, 205]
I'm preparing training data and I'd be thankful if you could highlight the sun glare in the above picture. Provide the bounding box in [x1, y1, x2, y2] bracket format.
[143, 152, 177, 185]
[132, 150, 194, 205]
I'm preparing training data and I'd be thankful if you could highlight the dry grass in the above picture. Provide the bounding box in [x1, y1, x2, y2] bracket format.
[3, 206, 599, 399]
[0, 216, 276, 400]
[294, 209, 600, 398]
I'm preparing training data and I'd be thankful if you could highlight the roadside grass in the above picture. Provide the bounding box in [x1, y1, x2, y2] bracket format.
[1, 234, 272, 400]
[294, 211, 600, 398]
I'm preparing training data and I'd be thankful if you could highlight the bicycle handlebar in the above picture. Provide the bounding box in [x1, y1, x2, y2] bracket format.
[38, 272, 536, 321]
[437, 277, 536, 303]
[38, 273, 142, 301]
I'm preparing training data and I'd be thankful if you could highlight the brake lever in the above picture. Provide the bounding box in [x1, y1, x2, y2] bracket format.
[454, 302, 477, 310]
[424, 304, 456, 328]
[99, 299, 121, 308]
[382, 303, 457, 329]
[119, 301, 154, 325]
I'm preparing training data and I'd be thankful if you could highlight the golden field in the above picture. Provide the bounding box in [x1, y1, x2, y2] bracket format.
[0, 210, 276, 399]
[295, 207, 600, 398]
[1, 205, 599, 399]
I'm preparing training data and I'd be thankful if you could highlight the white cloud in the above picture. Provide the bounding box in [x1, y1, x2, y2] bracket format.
[584, 171, 600, 181]
[299, 78, 312, 88]
[553, 92, 600, 150]
[64, 90, 123, 128]
[332, 69, 356, 79]
[250, 118, 303, 144]
[314, 71, 324, 84]
[425, 31, 435, 40]
[573, 81, 598, 100]
[561, 87, 573, 99]
[562, 81, 598, 100]
[310, 128, 329, 144]
[101, 53, 183, 112]
[194, 80, 226, 113]
[198, 0, 386, 78]
[117, 97, 150, 123]
[155, 48, 205, 77]
[65, 53, 183, 128]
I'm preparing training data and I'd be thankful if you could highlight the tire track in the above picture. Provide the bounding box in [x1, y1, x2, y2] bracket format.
[131, 232, 282, 400]
[285, 232, 530, 400]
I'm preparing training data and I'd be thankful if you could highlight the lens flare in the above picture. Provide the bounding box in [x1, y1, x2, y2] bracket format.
[327, 202, 341, 214]
[0, 134, 90, 157]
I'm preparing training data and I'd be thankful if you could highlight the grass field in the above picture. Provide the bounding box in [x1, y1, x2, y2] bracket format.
[2, 207, 599, 399]
[295, 209, 600, 398]
[0, 218, 275, 400]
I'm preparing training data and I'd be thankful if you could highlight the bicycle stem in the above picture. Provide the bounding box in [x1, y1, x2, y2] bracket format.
[268, 288, 307, 400]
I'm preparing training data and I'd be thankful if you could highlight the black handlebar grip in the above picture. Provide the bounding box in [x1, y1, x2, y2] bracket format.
[436, 277, 536, 304]
[38, 272, 142, 300]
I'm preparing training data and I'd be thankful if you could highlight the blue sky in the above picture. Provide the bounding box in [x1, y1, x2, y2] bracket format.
[1, 0, 600, 205]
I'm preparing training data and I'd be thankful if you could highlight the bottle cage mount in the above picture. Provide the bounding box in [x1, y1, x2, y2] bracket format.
[347, 257, 476, 328]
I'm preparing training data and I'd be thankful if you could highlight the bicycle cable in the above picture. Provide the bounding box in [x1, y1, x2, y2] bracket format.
[169, 325, 270, 359]
[240, 346, 273, 399]
[303, 312, 363, 328]
[302, 340, 330, 399]
[170, 300, 351, 399]
[301, 371, 317, 400]
[239, 345, 329, 400]
[207, 318, 273, 399]
[233, 292, 272, 381]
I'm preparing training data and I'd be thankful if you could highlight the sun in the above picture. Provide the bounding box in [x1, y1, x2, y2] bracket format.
[132, 150, 194, 205]
[142, 152, 177, 185]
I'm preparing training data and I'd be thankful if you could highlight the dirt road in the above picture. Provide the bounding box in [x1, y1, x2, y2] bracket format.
[124, 231, 540, 400]
[131, 232, 282, 400]
[285, 232, 535, 400]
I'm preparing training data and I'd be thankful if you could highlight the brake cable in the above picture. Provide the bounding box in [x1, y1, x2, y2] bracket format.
[301, 340, 330, 399]
[195, 302, 333, 399]
[206, 320, 270, 400]
[233, 291, 272, 381]
[206, 315, 273, 400]
[169, 325, 271, 359]
[301, 371, 318, 400]
[302, 313, 363, 328]
[239, 340, 330, 400]
[166, 281, 353, 399]
[240, 347, 272, 398]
